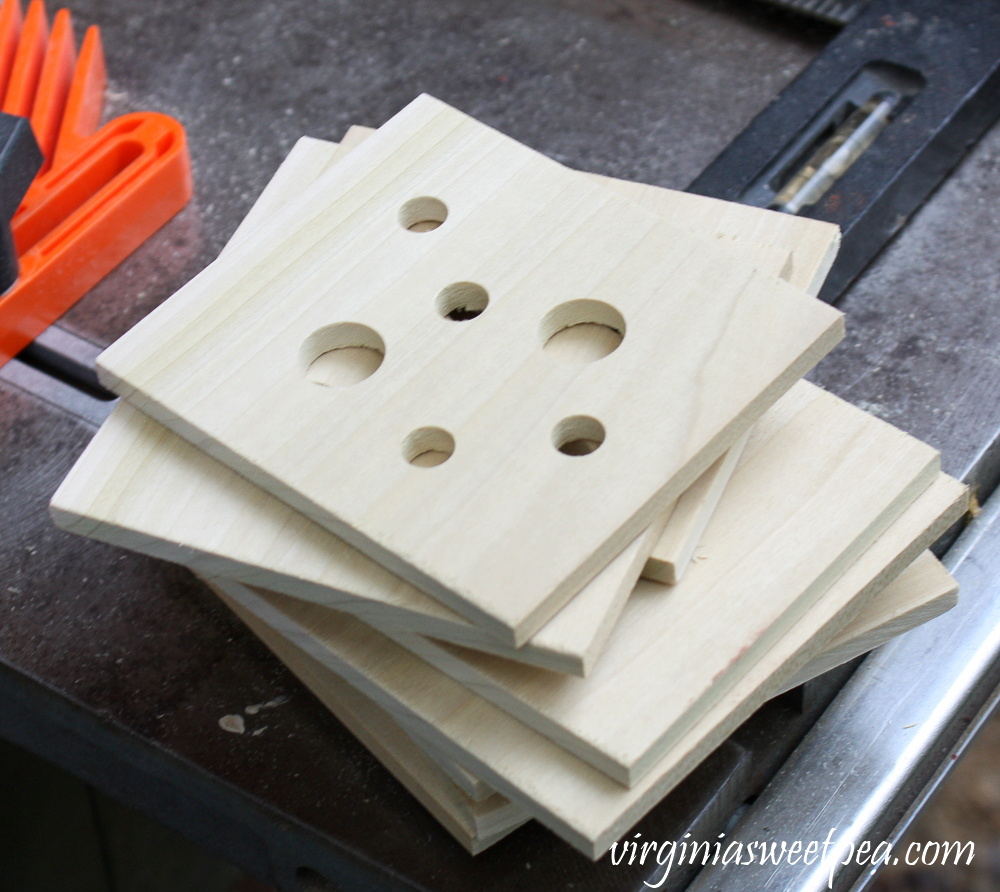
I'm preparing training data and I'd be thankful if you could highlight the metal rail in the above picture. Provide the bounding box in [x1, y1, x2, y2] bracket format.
[687, 485, 1000, 892]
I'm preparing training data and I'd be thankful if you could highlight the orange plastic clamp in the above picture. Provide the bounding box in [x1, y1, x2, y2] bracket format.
[3, 0, 46, 118]
[0, 0, 192, 368]
[30, 6, 73, 173]
[0, 112, 192, 364]
[52, 24, 105, 169]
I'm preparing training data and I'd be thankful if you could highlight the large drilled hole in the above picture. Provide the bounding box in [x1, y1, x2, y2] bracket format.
[437, 282, 489, 320]
[399, 196, 448, 232]
[553, 415, 605, 456]
[301, 323, 385, 386]
[404, 427, 455, 467]
[540, 299, 625, 363]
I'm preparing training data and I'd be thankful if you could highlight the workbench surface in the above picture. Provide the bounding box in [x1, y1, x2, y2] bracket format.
[3, 2, 1000, 890]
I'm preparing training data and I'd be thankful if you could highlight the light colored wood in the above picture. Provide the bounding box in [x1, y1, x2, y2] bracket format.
[642, 429, 749, 585]
[209, 546, 955, 848]
[389, 550, 960, 816]
[366, 382, 940, 784]
[229, 129, 384, 246]
[336, 134, 807, 602]
[54, 127, 831, 677]
[207, 468, 965, 859]
[50, 134, 682, 678]
[272, 126, 834, 632]
[343, 124, 840, 297]
[228, 135, 353, 246]
[776, 549, 958, 694]
[51, 126, 828, 676]
[400, 549, 958, 792]
[415, 736, 498, 803]
[206, 549, 952, 854]
[95, 94, 844, 646]
[594, 175, 840, 298]
[260, 633, 527, 852]
[227, 128, 672, 672]
[319, 673, 527, 843]
[344, 549, 956, 816]
[310, 678, 526, 840]
[50, 391, 673, 675]
[225, 129, 815, 667]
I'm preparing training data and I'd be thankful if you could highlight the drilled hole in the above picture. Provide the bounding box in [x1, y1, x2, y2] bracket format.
[404, 427, 455, 467]
[437, 282, 489, 320]
[399, 196, 448, 232]
[540, 299, 625, 362]
[301, 323, 385, 386]
[553, 415, 605, 456]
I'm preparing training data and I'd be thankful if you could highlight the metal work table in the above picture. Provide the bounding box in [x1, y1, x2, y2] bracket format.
[2, 2, 1000, 890]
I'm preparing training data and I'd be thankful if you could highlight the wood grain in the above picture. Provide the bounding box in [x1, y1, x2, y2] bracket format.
[415, 735, 498, 803]
[593, 174, 839, 297]
[775, 549, 958, 693]
[371, 382, 941, 783]
[51, 127, 830, 675]
[206, 467, 964, 859]
[95, 94, 844, 646]
[342, 125, 840, 298]
[50, 135, 671, 676]
[228, 129, 673, 670]
[204, 544, 954, 853]
[642, 430, 749, 585]
[51, 382, 678, 676]
[208, 547, 953, 854]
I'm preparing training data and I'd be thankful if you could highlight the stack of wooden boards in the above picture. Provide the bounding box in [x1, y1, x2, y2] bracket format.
[49, 95, 968, 859]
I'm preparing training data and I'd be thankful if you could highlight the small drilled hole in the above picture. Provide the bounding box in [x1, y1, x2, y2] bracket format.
[404, 427, 455, 467]
[399, 197, 448, 232]
[301, 323, 385, 386]
[437, 282, 489, 320]
[540, 299, 625, 362]
[553, 415, 605, 456]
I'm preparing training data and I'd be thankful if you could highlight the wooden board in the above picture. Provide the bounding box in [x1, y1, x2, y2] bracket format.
[397, 549, 957, 786]
[341, 125, 840, 298]
[210, 551, 958, 854]
[369, 381, 940, 784]
[49, 135, 676, 678]
[391, 549, 959, 798]
[50, 128, 826, 676]
[642, 430, 749, 585]
[227, 129, 375, 247]
[50, 400, 669, 676]
[321, 131, 811, 596]
[241, 128, 834, 600]
[95, 94, 844, 646]
[206, 468, 965, 859]
[228, 129, 707, 669]
[776, 548, 958, 694]
[593, 174, 839, 298]
[235, 545, 956, 852]
[415, 735, 498, 803]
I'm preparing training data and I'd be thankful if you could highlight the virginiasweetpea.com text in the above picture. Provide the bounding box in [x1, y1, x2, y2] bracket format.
[611, 828, 975, 888]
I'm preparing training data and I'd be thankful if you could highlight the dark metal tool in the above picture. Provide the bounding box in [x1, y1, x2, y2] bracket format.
[0, 112, 41, 293]
[690, 0, 1000, 303]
